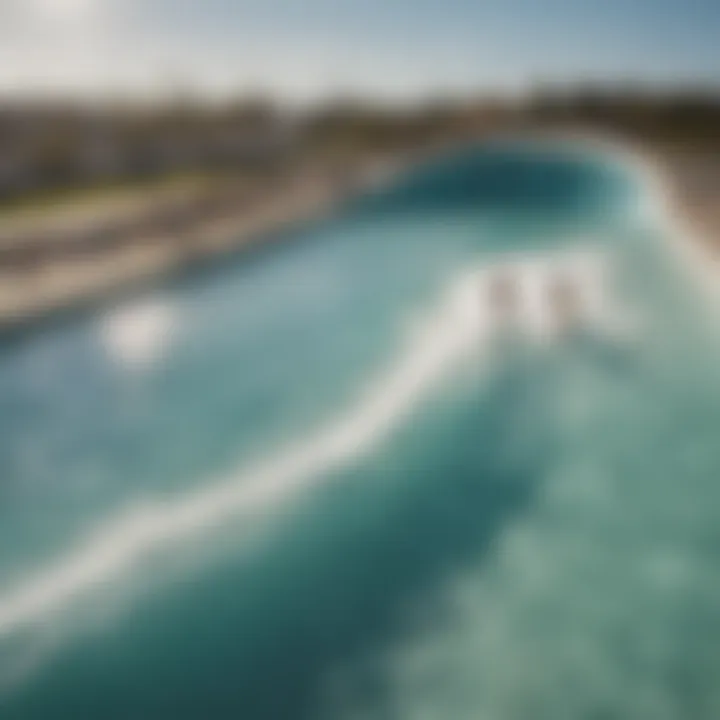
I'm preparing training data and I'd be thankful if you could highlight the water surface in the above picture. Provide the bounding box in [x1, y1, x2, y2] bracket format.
[2, 142, 720, 719]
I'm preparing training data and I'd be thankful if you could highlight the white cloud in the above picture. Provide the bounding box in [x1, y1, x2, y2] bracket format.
[28, 0, 100, 21]
[0, 0, 111, 96]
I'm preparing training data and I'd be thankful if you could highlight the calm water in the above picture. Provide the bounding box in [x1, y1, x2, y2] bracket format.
[2, 143, 720, 719]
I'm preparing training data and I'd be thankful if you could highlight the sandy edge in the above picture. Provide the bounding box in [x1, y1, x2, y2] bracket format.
[629, 147, 720, 302]
[0, 135, 717, 334]
[0, 157, 411, 333]
[551, 130, 720, 301]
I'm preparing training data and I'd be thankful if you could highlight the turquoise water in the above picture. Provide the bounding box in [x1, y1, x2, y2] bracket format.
[2, 143, 720, 719]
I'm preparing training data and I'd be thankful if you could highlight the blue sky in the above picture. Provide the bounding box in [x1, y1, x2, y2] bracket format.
[0, 0, 717, 102]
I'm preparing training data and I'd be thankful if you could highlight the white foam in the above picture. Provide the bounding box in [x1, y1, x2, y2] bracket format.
[99, 298, 177, 370]
[479, 247, 627, 343]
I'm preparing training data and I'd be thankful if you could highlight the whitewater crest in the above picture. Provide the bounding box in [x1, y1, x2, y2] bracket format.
[478, 246, 633, 343]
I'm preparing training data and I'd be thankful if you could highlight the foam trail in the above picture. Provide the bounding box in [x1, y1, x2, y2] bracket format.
[0, 272, 492, 639]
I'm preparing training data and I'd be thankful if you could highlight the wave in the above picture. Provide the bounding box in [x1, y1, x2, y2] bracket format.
[0, 270, 491, 642]
[0, 246, 623, 646]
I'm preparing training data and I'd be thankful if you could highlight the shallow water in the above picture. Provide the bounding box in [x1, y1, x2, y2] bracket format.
[2, 143, 720, 719]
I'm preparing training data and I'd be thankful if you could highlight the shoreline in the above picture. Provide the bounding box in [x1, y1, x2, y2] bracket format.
[633, 146, 720, 301]
[0, 134, 718, 338]
[0, 155, 414, 336]
[593, 133, 720, 304]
